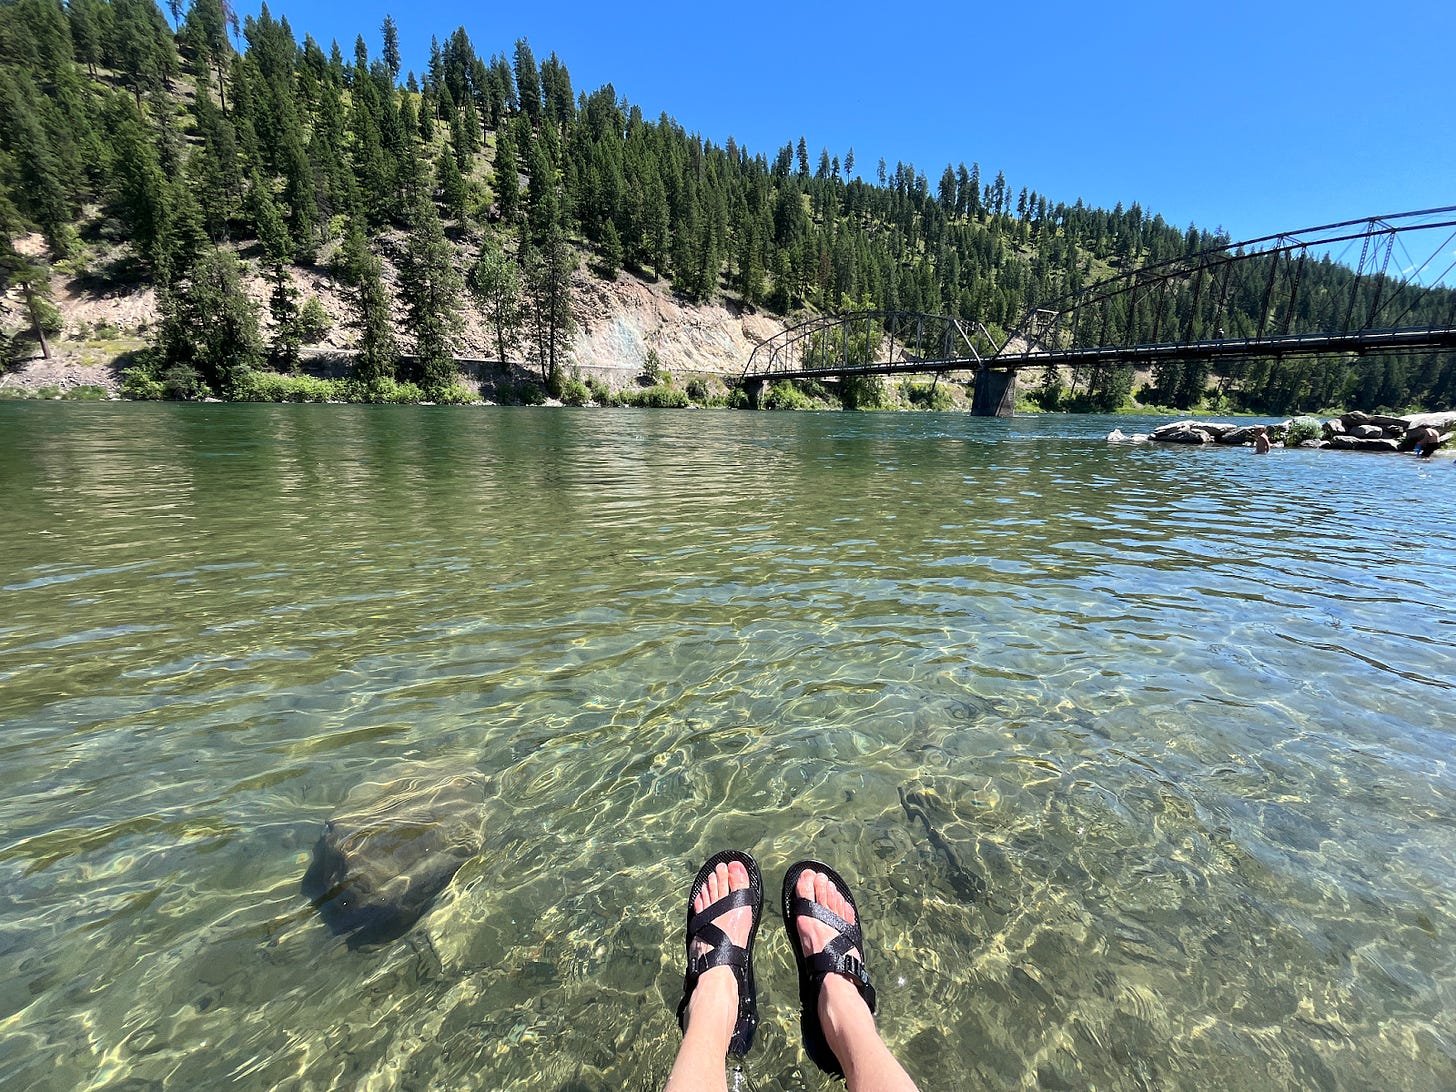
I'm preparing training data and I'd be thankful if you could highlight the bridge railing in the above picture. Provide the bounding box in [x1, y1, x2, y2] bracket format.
[743, 311, 1004, 380]
[993, 206, 1456, 364]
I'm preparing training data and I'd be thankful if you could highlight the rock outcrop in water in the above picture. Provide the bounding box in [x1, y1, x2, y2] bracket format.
[301, 763, 488, 949]
[1149, 410, 1455, 453]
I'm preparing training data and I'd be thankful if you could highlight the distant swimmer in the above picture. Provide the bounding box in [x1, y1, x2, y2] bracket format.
[1253, 426, 1271, 454]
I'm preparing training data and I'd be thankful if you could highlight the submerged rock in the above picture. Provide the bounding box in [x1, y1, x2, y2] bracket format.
[301, 764, 488, 949]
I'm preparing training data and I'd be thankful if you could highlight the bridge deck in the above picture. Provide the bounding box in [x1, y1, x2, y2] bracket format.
[745, 326, 1456, 381]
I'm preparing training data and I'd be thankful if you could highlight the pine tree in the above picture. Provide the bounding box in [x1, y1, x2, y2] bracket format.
[598, 219, 623, 279]
[341, 219, 397, 384]
[158, 247, 263, 396]
[4, 255, 56, 360]
[436, 142, 468, 223]
[468, 241, 521, 364]
[182, 0, 232, 109]
[492, 126, 520, 223]
[67, 0, 106, 79]
[249, 172, 300, 367]
[513, 38, 540, 124]
[0, 69, 77, 256]
[540, 51, 574, 134]
[101, 92, 171, 269]
[526, 227, 576, 389]
[397, 190, 463, 391]
[381, 14, 400, 81]
[526, 138, 559, 243]
[110, 0, 177, 104]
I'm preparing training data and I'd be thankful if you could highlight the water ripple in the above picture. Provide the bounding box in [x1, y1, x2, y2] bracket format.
[0, 405, 1453, 1089]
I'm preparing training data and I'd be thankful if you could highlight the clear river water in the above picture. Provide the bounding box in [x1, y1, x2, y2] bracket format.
[1, 402, 1453, 1091]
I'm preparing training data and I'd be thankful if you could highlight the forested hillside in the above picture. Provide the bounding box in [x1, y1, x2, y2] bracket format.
[2, 0, 1453, 411]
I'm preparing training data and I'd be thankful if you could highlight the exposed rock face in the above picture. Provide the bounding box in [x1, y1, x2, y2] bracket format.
[301, 764, 488, 949]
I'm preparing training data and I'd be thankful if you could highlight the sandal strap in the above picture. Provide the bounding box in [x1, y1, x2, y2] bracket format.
[812, 949, 869, 991]
[790, 894, 863, 948]
[791, 893, 875, 1000]
[685, 886, 756, 976]
[688, 887, 757, 936]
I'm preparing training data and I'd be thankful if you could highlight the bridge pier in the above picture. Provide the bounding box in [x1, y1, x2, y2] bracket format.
[971, 368, 1016, 417]
[742, 377, 768, 409]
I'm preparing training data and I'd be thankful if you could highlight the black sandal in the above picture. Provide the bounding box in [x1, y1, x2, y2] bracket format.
[781, 859, 878, 1077]
[676, 849, 764, 1057]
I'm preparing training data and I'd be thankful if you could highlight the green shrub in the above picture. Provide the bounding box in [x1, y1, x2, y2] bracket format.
[685, 378, 710, 403]
[798, 378, 828, 400]
[839, 374, 885, 410]
[162, 364, 210, 400]
[234, 371, 339, 402]
[63, 385, 110, 400]
[726, 386, 751, 409]
[561, 377, 590, 406]
[2, 333, 22, 372]
[54, 252, 89, 278]
[587, 377, 611, 405]
[512, 381, 547, 405]
[620, 384, 689, 408]
[1284, 415, 1322, 447]
[93, 321, 121, 340]
[764, 380, 814, 410]
[429, 383, 477, 404]
[339, 377, 426, 403]
[34, 385, 62, 399]
[641, 384, 689, 407]
[902, 381, 955, 410]
[297, 296, 331, 344]
[120, 349, 165, 399]
[640, 346, 665, 385]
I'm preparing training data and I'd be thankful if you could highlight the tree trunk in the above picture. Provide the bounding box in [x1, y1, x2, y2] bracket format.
[23, 284, 50, 360]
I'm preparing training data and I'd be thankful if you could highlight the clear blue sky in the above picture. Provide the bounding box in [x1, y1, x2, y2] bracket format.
[238, 0, 1453, 246]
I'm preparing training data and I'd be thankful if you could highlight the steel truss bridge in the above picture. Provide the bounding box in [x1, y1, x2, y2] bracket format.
[740, 206, 1456, 414]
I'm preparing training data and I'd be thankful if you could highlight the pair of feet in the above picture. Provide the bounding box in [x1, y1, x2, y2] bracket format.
[679, 856, 873, 1069]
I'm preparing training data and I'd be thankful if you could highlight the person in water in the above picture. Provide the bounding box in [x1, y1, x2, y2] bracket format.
[1409, 426, 1441, 458]
[666, 851, 919, 1092]
[1252, 426, 1272, 454]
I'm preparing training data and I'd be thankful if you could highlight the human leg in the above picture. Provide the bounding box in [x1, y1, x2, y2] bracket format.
[785, 862, 918, 1092]
[665, 851, 762, 1092]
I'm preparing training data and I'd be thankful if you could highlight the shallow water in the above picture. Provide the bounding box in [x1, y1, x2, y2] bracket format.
[1, 402, 1453, 1090]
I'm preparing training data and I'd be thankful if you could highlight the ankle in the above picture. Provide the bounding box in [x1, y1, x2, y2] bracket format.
[684, 966, 738, 1037]
[818, 969, 873, 1036]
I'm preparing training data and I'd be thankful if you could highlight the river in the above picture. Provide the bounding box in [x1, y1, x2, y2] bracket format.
[1, 402, 1453, 1090]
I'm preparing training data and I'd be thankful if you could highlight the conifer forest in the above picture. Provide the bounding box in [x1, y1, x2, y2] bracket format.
[2, 0, 1453, 412]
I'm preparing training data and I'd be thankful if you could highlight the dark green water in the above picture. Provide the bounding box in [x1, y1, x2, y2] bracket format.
[1, 403, 1453, 1090]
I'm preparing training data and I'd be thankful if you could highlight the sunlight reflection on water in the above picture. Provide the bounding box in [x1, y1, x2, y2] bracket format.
[1, 403, 1454, 1090]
